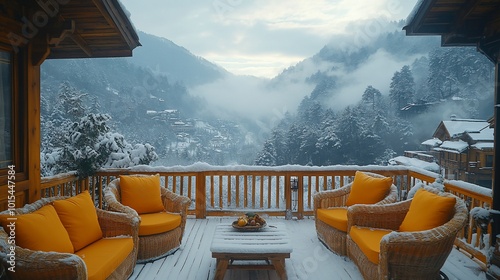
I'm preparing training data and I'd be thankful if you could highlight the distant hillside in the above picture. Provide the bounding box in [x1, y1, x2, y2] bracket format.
[126, 31, 228, 86]
[40, 20, 495, 168]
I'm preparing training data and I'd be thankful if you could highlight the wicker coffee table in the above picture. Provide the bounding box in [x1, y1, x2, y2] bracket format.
[210, 222, 292, 280]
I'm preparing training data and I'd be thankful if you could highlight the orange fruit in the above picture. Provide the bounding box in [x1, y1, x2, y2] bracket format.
[237, 218, 247, 227]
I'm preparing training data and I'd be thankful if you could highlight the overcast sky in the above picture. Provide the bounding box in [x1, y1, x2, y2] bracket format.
[120, 0, 418, 78]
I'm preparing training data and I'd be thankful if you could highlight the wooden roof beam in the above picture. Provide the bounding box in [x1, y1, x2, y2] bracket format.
[48, 20, 75, 47]
[91, 0, 140, 49]
[70, 32, 93, 57]
[441, 0, 481, 45]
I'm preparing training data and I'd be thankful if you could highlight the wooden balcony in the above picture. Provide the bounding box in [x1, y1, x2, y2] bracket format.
[130, 217, 486, 280]
[38, 164, 493, 277]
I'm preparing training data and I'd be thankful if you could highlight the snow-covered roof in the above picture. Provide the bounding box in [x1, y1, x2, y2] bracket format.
[441, 119, 489, 138]
[467, 127, 494, 142]
[471, 142, 494, 150]
[434, 140, 469, 153]
[421, 138, 442, 147]
[389, 156, 440, 173]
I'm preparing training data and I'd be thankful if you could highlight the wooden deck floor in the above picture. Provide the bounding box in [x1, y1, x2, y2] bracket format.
[130, 217, 488, 280]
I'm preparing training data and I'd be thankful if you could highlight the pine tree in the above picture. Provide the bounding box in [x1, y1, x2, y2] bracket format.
[254, 140, 276, 166]
[361, 85, 382, 112]
[41, 84, 158, 177]
[389, 65, 415, 113]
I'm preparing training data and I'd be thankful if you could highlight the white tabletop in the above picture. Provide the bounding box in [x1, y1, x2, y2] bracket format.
[210, 222, 293, 254]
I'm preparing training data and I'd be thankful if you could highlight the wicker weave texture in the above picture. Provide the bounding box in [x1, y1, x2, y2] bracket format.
[313, 172, 399, 256]
[346, 186, 468, 280]
[0, 196, 139, 280]
[104, 176, 191, 263]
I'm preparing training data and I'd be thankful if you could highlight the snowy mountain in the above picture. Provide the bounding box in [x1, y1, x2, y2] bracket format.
[126, 31, 229, 86]
[40, 20, 495, 170]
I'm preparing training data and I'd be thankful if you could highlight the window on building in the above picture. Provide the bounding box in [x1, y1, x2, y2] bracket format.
[486, 155, 493, 167]
[0, 51, 12, 169]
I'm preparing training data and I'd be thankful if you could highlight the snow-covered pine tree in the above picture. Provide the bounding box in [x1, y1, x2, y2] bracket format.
[41, 83, 158, 178]
[389, 65, 415, 114]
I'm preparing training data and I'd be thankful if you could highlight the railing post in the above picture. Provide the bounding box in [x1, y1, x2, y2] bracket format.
[297, 175, 304, 220]
[284, 173, 292, 220]
[195, 172, 206, 219]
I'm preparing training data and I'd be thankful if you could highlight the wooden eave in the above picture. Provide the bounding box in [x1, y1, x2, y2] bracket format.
[432, 121, 450, 141]
[404, 0, 500, 62]
[1, 0, 140, 59]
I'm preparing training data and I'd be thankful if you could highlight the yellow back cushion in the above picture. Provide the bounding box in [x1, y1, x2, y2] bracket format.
[0, 205, 74, 253]
[120, 174, 165, 214]
[53, 191, 103, 251]
[346, 171, 393, 206]
[399, 188, 456, 232]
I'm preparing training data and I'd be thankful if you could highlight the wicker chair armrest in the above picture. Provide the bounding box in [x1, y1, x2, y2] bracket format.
[160, 187, 192, 215]
[375, 185, 399, 205]
[347, 200, 411, 231]
[96, 208, 139, 240]
[0, 230, 86, 280]
[378, 222, 464, 277]
[103, 187, 138, 217]
[313, 184, 352, 210]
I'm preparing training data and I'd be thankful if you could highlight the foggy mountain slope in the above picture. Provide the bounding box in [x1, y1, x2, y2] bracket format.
[254, 25, 494, 167]
[40, 19, 494, 168]
[125, 31, 229, 87]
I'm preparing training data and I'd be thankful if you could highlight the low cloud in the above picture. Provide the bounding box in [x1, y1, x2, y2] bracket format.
[190, 74, 314, 125]
[329, 49, 422, 109]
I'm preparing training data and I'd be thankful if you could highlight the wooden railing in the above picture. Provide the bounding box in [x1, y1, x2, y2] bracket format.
[38, 164, 492, 268]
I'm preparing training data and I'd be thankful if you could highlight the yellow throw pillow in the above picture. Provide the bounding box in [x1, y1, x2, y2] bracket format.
[346, 171, 393, 206]
[53, 191, 103, 251]
[399, 188, 456, 232]
[120, 174, 165, 214]
[0, 205, 74, 253]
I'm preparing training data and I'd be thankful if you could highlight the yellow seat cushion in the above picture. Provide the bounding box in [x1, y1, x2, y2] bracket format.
[120, 174, 165, 214]
[316, 208, 348, 232]
[53, 191, 103, 251]
[399, 188, 456, 232]
[346, 171, 393, 206]
[76, 237, 133, 280]
[349, 226, 392, 264]
[0, 205, 74, 253]
[139, 212, 182, 236]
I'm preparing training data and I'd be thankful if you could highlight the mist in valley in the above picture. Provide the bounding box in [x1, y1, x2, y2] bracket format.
[39, 20, 494, 175]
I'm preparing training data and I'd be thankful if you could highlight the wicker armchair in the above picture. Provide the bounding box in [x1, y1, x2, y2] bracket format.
[346, 187, 468, 280]
[104, 176, 191, 263]
[0, 196, 139, 280]
[313, 172, 398, 255]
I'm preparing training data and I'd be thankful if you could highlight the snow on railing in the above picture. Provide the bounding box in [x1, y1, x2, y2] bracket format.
[39, 164, 493, 267]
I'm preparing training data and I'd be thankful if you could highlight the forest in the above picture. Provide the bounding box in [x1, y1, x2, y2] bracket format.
[39, 27, 494, 176]
[254, 47, 494, 166]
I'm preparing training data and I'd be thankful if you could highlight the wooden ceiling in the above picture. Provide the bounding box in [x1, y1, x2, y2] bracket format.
[404, 0, 500, 62]
[0, 0, 140, 60]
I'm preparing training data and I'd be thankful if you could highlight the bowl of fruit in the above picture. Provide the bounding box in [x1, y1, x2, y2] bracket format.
[232, 212, 267, 231]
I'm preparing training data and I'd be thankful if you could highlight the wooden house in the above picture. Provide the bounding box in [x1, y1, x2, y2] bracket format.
[0, 0, 140, 209]
[429, 118, 494, 187]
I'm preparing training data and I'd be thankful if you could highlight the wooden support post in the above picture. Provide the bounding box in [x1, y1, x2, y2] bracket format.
[26, 45, 41, 203]
[492, 61, 500, 245]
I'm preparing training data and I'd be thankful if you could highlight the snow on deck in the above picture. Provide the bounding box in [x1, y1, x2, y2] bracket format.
[130, 217, 487, 280]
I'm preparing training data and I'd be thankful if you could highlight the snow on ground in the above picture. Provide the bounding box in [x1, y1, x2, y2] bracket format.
[131, 217, 487, 280]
